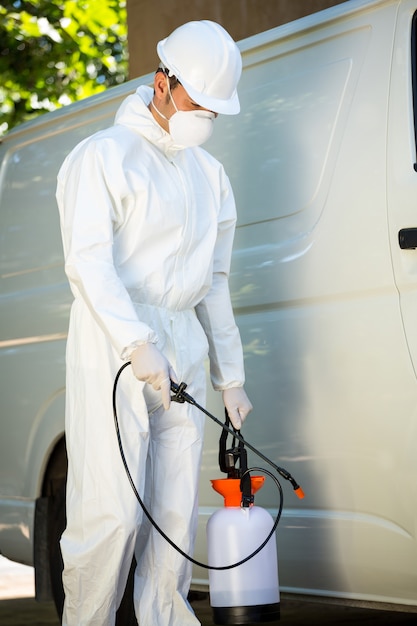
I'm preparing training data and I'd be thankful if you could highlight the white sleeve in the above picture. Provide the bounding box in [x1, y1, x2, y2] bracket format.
[195, 272, 245, 390]
[56, 138, 158, 358]
[195, 167, 245, 390]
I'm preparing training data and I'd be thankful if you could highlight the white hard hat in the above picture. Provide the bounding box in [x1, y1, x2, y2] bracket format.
[157, 20, 242, 115]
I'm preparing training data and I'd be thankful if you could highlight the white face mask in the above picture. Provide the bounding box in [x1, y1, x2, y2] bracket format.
[152, 77, 215, 148]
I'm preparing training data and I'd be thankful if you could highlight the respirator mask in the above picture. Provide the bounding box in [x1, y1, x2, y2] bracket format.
[152, 76, 216, 148]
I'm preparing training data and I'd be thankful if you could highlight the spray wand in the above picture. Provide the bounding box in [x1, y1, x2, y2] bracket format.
[170, 380, 305, 500]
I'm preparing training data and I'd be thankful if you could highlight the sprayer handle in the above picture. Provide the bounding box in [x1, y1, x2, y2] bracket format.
[170, 380, 195, 405]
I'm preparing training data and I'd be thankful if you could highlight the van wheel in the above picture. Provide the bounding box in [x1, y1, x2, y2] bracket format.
[48, 480, 138, 625]
[48, 479, 66, 619]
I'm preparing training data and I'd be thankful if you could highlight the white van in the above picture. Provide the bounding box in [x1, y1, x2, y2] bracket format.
[2, 0, 417, 617]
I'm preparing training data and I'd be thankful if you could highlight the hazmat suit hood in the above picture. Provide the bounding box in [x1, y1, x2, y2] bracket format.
[115, 85, 183, 159]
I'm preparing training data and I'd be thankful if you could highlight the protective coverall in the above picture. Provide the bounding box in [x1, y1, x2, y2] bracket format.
[56, 84, 245, 626]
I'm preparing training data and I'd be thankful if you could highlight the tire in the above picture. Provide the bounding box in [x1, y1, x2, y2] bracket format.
[48, 478, 66, 620]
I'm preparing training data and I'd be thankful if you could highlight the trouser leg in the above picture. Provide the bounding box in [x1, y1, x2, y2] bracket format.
[61, 366, 149, 626]
[134, 385, 205, 626]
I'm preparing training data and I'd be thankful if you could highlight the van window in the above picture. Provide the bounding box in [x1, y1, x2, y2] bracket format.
[208, 25, 370, 236]
[0, 117, 109, 284]
[0, 141, 64, 280]
[0, 122, 102, 341]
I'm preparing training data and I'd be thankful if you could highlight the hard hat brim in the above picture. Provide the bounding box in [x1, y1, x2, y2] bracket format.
[178, 77, 241, 116]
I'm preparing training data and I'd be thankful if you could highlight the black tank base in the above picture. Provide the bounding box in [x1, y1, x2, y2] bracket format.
[212, 601, 280, 624]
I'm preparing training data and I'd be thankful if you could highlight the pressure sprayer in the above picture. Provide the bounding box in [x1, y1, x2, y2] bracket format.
[113, 364, 305, 625]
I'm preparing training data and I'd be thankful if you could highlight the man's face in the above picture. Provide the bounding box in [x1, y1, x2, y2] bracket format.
[150, 71, 218, 134]
[166, 83, 218, 118]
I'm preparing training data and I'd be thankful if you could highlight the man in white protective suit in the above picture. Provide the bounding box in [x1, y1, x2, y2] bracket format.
[56, 19, 253, 626]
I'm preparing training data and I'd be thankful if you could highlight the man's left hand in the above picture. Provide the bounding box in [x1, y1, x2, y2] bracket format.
[222, 387, 253, 430]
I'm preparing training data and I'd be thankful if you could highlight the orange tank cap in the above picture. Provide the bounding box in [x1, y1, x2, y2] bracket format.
[211, 476, 265, 507]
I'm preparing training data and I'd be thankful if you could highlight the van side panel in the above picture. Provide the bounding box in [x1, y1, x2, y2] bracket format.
[197, 0, 417, 606]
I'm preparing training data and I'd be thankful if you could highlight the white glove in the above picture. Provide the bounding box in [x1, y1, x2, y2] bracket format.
[131, 343, 177, 410]
[222, 387, 253, 430]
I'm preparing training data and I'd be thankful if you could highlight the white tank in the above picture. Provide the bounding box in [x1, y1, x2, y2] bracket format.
[207, 476, 280, 624]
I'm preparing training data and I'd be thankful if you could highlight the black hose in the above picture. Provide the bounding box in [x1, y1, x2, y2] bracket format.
[112, 362, 284, 570]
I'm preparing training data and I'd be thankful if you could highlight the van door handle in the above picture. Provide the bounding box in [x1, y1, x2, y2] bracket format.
[399, 228, 417, 249]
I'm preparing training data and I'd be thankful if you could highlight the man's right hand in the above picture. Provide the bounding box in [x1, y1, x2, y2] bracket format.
[131, 343, 177, 410]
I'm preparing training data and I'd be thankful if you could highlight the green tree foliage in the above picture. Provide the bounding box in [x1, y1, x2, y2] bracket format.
[0, 0, 128, 135]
